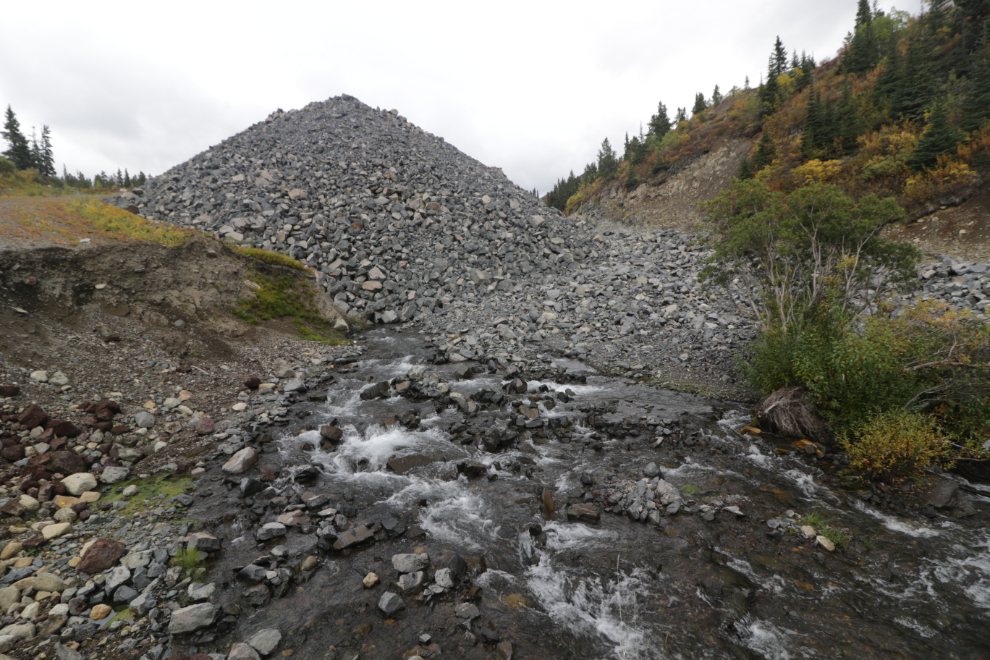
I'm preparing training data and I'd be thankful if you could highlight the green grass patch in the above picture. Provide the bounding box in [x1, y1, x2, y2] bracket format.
[108, 607, 134, 625]
[235, 246, 310, 272]
[72, 200, 194, 246]
[101, 475, 195, 516]
[680, 485, 702, 495]
[235, 273, 348, 345]
[799, 510, 850, 549]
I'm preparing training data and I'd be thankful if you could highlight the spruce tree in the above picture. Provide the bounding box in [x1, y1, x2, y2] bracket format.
[1, 106, 32, 171]
[847, 0, 877, 73]
[40, 125, 55, 177]
[772, 37, 788, 78]
[597, 138, 618, 178]
[908, 99, 965, 170]
[802, 83, 822, 159]
[711, 85, 723, 106]
[675, 107, 687, 123]
[648, 102, 671, 139]
[752, 131, 776, 171]
[692, 92, 707, 115]
[963, 47, 990, 131]
[838, 80, 862, 153]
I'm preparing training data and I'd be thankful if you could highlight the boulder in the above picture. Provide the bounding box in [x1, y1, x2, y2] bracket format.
[378, 592, 405, 616]
[100, 466, 130, 484]
[255, 522, 286, 541]
[223, 447, 258, 474]
[17, 404, 49, 429]
[78, 538, 127, 573]
[168, 603, 216, 634]
[392, 553, 429, 574]
[228, 643, 262, 660]
[927, 479, 960, 509]
[246, 628, 282, 656]
[62, 473, 97, 496]
[49, 451, 87, 476]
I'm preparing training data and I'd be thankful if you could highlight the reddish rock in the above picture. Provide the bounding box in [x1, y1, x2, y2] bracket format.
[190, 655, 213, 660]
[21, 465, 53, 480]
[78, 509, 92, 521]
[17, 404, 49, 430]
[18, 478, 40, 491]
[0, 385, 20, 397]
[49, 421, 82, 438]
[95, 407, 115, 422]
[28, 452, 52, 466]
[195, 417, 215, 435]
[2, 437, 20, 448]
[49, 451, 87, 476]
[1, 444, 24, 462]
[78, 538, 127, 573]
[70, 502, 88, 513]
[110, 424, 130, 435]
[38, 481, 65, 501]
[85, 417, 113, 432]
[97, 443, 112, 454]
[23, 537, 47, 549]
[95, 399, 121, 415]
[49, 438, 67, 451]
[166, 655, 191, 660]
[245, 376, 261, 389]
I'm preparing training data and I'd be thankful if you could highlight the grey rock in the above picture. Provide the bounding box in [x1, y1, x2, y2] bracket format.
[247, 628, 282, 656]
[228, 642, 262, 660]
[168, 603, 216, 634]
[927, 479, 960, 508]
[256, 522, 287, 541]
[378, 592, 405, 616]
[223, 447, 258, 474]
[392, 553, 429, 574]
[134, 412, 155, 429]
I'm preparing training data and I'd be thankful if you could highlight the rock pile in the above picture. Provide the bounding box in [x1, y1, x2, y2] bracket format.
[108, 94, 988, 392]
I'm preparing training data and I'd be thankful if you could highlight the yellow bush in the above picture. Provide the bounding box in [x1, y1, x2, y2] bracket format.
[841, 411, 953, 482]
[903, 155, 978, 206]
[793, 159, 843, 184]
[235, 246, 310, 272]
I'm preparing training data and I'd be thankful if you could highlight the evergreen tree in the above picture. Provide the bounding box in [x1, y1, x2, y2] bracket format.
[115, 168, 124, 186]
[597, 137, 618, 178]
[29, 128, 41, 171]
[838, 80, 862, 153]
[745, 75, 751, 90]
[963, 42, 990, 131]
[124, 169, 131, 187]
[1, 106, 32, 171]
[802, 83, 822, 159]
[752, 130, 776, 171]
[648, 102, 671, 139]
[39, 125, 55, 177]
[847, 0, 877, 73]
[908, 98, 965, 170]
[675, 107, 687, 123]
[737, 154, 753, 179]
[711, 85, 723, 106]
[692, 92, 707, 115]
[771, 36, 788, 78]
[894, 37, 937, 119]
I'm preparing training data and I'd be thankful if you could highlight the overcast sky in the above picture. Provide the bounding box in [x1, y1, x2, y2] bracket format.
[1, 0, 923, 194]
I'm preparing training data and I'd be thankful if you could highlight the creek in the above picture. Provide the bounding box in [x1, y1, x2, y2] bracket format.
[187, 330, 990, 660]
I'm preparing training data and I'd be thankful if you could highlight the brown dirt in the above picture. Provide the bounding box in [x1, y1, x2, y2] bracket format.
[881, 185, 990, 263]
[0, 236, 356, 479]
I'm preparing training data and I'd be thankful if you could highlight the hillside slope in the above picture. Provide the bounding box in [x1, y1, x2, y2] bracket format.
[571, 137, 751, 234]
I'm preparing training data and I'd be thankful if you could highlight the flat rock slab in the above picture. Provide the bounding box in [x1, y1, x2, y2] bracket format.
[566, 503, 600, 523]
[387, 454, 433, 474]
[247, 628, 282, 655]
[333, 525, 374, 551]
[168, 602, 216, 634]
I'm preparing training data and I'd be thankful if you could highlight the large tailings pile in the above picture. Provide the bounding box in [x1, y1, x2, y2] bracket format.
[114, 95, 587, 325]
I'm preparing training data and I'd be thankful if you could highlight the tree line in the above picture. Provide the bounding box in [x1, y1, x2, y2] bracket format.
[1, 105, 148, 189]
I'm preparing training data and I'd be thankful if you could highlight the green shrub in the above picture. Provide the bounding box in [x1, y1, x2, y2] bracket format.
[0, 157, 14, 175]
[841, 411, 953, 481]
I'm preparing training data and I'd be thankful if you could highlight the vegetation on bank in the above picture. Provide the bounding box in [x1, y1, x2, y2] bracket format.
[549, 0, 990, 220]
[704, 177, 990, 481]
[0, 198, 194, 246]
[234, 273, 348, 345]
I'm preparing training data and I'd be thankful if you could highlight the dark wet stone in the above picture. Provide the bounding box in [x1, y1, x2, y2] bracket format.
[0, 384, 19, 397]
[926, 479, 959, 509]
[360, 381, 390, 400]
[319, 426, 344, 443]
[333, 525, 374, 550]
[245, 376, 262, 389]
[388, 454, 433, 474]
[566, 503, 600, 523]
[18, 404, 49, 429]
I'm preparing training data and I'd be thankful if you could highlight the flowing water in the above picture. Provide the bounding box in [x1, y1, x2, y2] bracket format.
[193, 330, 990, 660]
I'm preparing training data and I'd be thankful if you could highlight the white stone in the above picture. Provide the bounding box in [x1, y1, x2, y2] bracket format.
[62, 473, 97, 496]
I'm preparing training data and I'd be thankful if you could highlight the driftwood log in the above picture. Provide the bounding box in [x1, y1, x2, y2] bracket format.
[756, 386, 830, 441]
